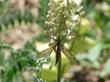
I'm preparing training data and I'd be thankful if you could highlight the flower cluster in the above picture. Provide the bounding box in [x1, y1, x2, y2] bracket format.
[45, 0, 82, 40]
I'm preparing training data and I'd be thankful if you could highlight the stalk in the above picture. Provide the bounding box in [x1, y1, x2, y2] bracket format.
[56, 38, 62, 82]
[57, 49, 61, 82]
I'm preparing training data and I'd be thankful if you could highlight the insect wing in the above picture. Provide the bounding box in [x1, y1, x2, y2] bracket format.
[38, 47, 53, 58]
[62, 46, 79, 64]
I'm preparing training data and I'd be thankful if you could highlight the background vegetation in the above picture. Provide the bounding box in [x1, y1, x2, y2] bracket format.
[0, 0, 110, 82]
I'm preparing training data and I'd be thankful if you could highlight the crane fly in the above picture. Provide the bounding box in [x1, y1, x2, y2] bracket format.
[38, 37, 79, 64]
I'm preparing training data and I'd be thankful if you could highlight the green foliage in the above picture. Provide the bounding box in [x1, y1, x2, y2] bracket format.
[0, 0, 10, 15]
[36, 0, 50, 29]
[0, 10, 36, 31]
[0, 0, 110, 82]
[0, 42, 37, 82]
[0, 0, 50, 82]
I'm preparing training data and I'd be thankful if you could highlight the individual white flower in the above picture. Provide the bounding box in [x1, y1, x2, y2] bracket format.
[74, 0, 82, 6]
[63, 0, 67, 6]
[72, 15, 79, 22]
[54, 0, 60, 2]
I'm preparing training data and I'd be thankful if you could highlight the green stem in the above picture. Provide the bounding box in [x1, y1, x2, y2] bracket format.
[56, 37, 62, 82]
[57, 50, 61, 82]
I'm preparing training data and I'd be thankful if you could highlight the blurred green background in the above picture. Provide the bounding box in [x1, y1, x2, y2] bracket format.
[0, 0, 110, 82]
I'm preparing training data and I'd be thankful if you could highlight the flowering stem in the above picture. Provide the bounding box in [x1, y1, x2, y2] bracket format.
[57, 51, 61, 82]
[56, 37, 62, 82]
